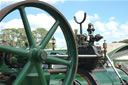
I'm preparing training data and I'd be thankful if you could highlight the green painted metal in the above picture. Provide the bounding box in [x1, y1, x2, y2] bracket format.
[48, 67, 128, 85]
[46, 50, 67, 55]
[92, 68, 128, 85]
[49, 74, 89, 85]
[75, 74, 90, 85]
[107, 44, 128, 77]
[93, 69, 120, 85]
[20, 71, 50, 85]
[35, 62, 47, 85]
[39, 20, 60, 49]
[108, 44, 128, 57]
[19, 6, 36, 48]
[0, 61, 15, 72]
[113, 59, 128, 62]
[13, 61, 32, 85]
[0, 0, 77, 85]
[0, 45, 30, 57]
[1, 1, 128, 85]
[46, 56, 71, 66]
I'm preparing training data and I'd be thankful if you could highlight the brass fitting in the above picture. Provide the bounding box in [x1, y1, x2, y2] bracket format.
[74, 29, 78, 40]
[103, 40, 107, 55]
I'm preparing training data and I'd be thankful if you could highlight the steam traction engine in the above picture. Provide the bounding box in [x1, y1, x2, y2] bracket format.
[0, 0, 128, 85]
[73, 13, 128, 85]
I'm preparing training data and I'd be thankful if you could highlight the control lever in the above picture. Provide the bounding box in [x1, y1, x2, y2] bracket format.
[103, 41, 125, 85]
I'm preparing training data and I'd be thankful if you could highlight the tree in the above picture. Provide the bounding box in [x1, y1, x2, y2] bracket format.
[112, 41, 118, 43]
[2, 28, 27, 47]
[1, 28, 52, 49]
[112, 39, 128, 43]
[32, 28, 52, 48]
[119, 39, 128, 43]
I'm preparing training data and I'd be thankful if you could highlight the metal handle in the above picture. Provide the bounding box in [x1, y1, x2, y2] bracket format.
[74, 12, 86, 34]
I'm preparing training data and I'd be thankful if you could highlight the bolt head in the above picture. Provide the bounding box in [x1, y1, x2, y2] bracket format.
[41, 51, 47, 60]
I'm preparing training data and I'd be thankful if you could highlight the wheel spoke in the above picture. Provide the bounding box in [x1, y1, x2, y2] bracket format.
[19, 6, 35, 48]
[13, 61, 32, 85]
[39, 20, 59, 49]
[0, 45, 29, 57]
[35, 62, 47, 85]
[46, 56, 71, 66]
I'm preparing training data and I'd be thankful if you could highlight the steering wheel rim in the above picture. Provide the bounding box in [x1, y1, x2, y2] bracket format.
[0, 1, 78, 85]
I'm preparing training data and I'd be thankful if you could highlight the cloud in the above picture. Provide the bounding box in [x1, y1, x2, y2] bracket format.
[106, 21, 118, 31]
[1, 9, 128, 47]
[69, 10, 128, 43]
[0, 19, 24, 30]
[88, 13, 100, 21]
[94, 20, 120, 41]
[1, 13, 55, 31]
[95, 21, 105, 32]
[94, 20, 128, 42]
[120, 23, 128, 39]
[120, 23, 128, 30]
[27, 13, 55, 30]
[55, 37, 66, 48]
[95, 19, 118, 32]
[0, 12, 65, 48]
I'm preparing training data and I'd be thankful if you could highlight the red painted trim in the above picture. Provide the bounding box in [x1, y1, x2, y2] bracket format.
[79, 73, 91, 85]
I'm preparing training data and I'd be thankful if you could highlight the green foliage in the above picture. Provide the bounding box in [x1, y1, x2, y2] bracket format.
[112, 39, 128, 43]
[112, 41, 118, 43]
[119, 39, 128, 43]
[1, 28, 52, 48]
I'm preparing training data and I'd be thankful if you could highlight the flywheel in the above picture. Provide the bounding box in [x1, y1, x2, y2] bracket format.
[0, 0, 78, 85]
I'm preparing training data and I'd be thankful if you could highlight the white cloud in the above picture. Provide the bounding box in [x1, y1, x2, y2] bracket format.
[95, 20, 118, 32]
[120, 23, 128, 30]
[120, 23, 128, 39]
[0, 19, 23, 29]
[106, 21, 118, 31]
[95, 20, 128, 42]
[27, 13, 55, 30]
[95, 21, 120, 41]
[0, 13, 55, 30]
[69, 10, 128, 43]
[0, 12, 65, 47]
[55, 37, 66, 48]
[74, 10, 99, 22]
[95, 21, 105, 32]
[87, 13, 100, 21]
[1, 9, 128, 46]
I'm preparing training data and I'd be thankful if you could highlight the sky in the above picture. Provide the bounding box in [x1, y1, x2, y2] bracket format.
[0, 0, 128, 47]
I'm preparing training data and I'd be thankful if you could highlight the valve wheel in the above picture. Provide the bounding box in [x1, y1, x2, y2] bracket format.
[0, 0, 78, 85]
